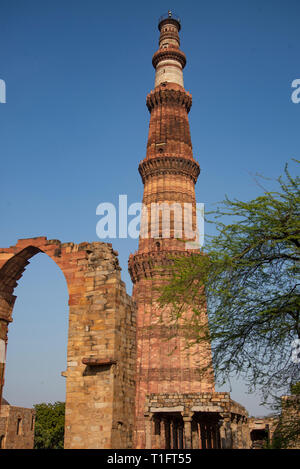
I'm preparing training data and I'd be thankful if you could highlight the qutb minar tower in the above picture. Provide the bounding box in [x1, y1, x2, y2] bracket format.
[129, 12, 249, 450]
[129, 12, 216, 449]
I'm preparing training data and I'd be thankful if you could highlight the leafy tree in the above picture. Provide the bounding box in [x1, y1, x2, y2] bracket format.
[159, 161, 300, 408]
[33, 401, 65, 449]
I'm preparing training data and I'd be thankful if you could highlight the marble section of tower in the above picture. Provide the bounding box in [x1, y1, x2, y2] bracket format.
[128, 15, 215, 449]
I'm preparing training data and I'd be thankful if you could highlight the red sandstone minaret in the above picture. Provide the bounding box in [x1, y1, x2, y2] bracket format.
[129, 12, 215, 449]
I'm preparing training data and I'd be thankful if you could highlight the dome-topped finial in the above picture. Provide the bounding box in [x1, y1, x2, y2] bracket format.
[158, 11, 181, 31]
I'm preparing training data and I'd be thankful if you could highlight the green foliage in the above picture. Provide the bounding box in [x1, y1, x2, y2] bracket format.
[270, 432, 284, 449]
[33, 401, 65, 449]
[290, 382, 300, 395]
[159, 161, 300, 404]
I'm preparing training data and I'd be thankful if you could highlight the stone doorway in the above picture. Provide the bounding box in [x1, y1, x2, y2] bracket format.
[153, 412, 185, 449]
[193, 412, 221, 449]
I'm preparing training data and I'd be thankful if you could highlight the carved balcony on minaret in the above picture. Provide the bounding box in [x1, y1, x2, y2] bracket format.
[138, 156, 200, 184]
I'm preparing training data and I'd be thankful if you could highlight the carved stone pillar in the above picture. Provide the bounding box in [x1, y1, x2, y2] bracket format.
[231, 415, 238, 449]
[236, 416, 243, 449]
[170, 419, 174, 449]
[182, 413, 193, 449]
[160, 417, 167, 449]
[219, 418, 225, 449]
[241, 417, 250, 448]
[225, 416, 233, 449]
[144, 413, 153, 449]
[219, 414, 232, 448]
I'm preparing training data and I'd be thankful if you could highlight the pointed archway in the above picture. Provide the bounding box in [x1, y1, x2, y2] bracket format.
[4, 250, 68, 408]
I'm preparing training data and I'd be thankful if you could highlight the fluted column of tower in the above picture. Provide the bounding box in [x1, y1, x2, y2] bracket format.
[129, 13, 215, 449]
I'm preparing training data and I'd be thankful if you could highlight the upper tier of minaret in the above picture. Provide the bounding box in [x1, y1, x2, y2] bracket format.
[153, 12, 186, 88]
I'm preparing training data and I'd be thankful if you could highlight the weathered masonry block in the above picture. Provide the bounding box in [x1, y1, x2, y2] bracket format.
[0, 398, 35, 449]
[0, 237, 136, 449]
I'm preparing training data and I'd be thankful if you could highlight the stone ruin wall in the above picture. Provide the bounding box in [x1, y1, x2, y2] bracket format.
[0, 237, 137, 449]
[1, 236, 292, 450]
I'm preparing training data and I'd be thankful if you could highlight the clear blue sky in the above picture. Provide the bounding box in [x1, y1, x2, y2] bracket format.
[0, 0, 299, 416]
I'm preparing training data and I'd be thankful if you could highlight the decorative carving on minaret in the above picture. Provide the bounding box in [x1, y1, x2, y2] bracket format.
[138, 156, 200, 185]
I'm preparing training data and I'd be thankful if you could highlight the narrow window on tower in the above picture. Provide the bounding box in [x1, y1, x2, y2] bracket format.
[16, 418, 22, 435]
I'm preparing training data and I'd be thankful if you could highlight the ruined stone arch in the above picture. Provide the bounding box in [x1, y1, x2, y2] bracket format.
[0, 240, 69, 319]
[0, 237, 136, 448]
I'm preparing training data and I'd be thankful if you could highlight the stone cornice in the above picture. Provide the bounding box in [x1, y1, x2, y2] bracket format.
[138, 156, 200, 184]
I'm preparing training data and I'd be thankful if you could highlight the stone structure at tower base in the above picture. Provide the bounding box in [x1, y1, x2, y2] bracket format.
[144, 392, 249, 449]
[1, 13, 296, 450]
[0, 398, 35, 449]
